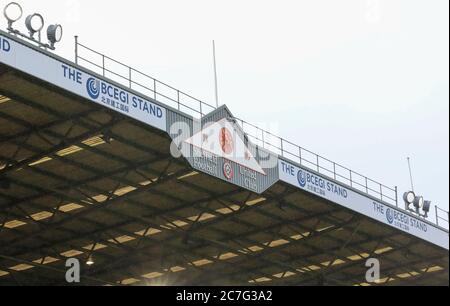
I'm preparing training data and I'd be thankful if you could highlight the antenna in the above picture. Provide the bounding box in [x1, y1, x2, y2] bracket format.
[407, 157, 415, 192]
[212, 40, 219, 108]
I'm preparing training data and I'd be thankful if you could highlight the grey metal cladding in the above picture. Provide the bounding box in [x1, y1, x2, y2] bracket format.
[166, 105, 279, 194]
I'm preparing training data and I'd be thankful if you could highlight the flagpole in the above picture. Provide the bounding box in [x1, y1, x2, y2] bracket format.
[213, 40, 219, 108]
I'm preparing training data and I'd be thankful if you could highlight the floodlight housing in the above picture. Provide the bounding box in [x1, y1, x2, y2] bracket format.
[4, 2, 23, 29]
[403, 191, 415, 205]
[47, 24, 62, 48]
[423, 201, 431, 214]
[413, 196, 424, 210]
[25, 13, 44, 37]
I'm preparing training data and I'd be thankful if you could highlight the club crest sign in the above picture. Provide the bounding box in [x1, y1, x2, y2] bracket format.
[170, 105, 279, 194]
[184, 118, 266, 175]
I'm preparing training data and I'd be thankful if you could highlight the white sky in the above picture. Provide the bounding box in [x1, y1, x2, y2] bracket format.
[3, 0, 449, 221]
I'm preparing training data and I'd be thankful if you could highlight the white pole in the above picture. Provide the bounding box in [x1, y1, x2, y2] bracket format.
[407, 157, 415, 192]
[213, 40, 219, 108]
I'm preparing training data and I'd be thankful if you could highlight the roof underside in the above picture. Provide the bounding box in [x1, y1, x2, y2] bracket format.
[0, 64, 448, 286]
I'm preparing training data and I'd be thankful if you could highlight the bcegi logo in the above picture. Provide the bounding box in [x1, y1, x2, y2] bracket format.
[86, 78, 129, 104]
[297, 169, 307, 188]
[386, 208, 394, 224]
[86, 77, 100, 99]
[0, 37, 11, 53]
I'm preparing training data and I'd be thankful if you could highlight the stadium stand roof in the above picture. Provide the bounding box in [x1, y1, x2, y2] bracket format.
[0, 29, 448, 286]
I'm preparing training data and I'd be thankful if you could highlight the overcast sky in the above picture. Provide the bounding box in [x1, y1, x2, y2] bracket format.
[3, 0, 449, 222]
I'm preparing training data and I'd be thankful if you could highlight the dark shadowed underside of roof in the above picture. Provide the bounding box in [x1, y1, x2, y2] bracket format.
[0, 62, 448, 286]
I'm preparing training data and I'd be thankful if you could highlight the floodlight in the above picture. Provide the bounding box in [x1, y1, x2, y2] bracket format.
[86, 256, 94, 266]
[25, 13, 44, 38]
[47, 24, 62, 48]
[3, 2, 23, 29]
[423, 201, 431, 214]
[3, 3, 63, 51]
[403, 191, 415, 205]
[413, 196, 424, 210]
